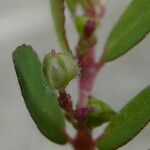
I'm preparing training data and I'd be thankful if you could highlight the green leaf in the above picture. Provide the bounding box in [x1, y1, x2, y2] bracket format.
[97, 86, 150, 150]
[12, 45, 67, 144]
[49, 0, 72, 54]
[103, 0, 150, 61]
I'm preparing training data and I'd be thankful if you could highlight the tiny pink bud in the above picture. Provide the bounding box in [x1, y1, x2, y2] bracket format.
[51, 49, 56, 55]
[74, 107, 93, 121]
[84, 20, 96, 37]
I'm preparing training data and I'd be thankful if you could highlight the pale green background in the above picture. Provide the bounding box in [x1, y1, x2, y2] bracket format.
[0, 0, 150, 150]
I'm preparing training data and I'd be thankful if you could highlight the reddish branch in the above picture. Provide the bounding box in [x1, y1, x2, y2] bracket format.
[59, 91, 96, 150]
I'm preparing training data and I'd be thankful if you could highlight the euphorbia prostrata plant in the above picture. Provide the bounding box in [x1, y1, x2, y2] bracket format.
[12, 0, 150, 150]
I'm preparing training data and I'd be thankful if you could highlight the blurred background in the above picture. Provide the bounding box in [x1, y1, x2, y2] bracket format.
[0, 0, 150, 149]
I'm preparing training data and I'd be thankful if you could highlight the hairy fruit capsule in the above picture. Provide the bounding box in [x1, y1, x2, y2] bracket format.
[43, 51, 79, 90]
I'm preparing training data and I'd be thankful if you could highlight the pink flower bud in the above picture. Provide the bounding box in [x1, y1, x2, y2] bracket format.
[74, 107, 93, 121]
[84, 20, 96, 37]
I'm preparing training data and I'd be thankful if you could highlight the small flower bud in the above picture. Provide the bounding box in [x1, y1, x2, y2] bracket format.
[43, 51, 79, 90]
[86, 97, 116, 128]
[75, 16, 89, 34]
[74, 107, 93, 121]
[84, 19, 96, 37]
[75, 16, 99, 37]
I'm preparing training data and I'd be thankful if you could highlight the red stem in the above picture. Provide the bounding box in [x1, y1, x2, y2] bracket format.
[73, 129, 96, 150]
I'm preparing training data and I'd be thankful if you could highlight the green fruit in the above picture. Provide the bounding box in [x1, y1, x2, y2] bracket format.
[43, 52, 79, 90]
[86, 97, 116, 128]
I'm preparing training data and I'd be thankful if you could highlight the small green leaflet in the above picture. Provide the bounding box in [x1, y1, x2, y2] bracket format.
[103, 0, 150, 61]
[97, 86, 150, 150]
[50, 0, 72, 54]
[13, 45, 66, 144]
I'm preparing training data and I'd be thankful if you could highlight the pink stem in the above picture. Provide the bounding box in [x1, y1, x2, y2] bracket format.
[78, 46, 105, 107]
[98, 3, 106, 18]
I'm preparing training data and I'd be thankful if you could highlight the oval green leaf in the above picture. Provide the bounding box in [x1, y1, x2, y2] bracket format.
[103, 0, 150, 61]
[97, 86, 150, 150]
[50, 0, 72, 54]
[12, 45, 66, 144]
